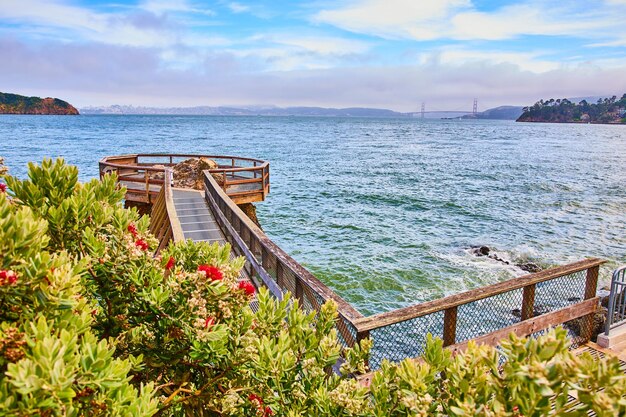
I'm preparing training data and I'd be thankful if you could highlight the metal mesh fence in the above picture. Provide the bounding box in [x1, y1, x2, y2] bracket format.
[365, 270, 596, 370]
[369, 312, 445, 370]
[534, 270, 587, 312]
[455, 288, 523, 343]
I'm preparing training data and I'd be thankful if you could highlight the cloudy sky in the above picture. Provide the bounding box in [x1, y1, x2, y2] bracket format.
[2, 0, 626, 111]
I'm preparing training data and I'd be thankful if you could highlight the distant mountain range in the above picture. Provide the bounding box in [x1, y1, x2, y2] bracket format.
[80, 104, 528, 119]
[0, 92, 79, 115]
[80, 105, 408, 117]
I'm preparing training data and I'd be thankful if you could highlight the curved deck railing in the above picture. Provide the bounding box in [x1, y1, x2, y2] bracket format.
[99, 153, 270, 205]
[148, 168, 184, 252]
[100, 153, 606, 370]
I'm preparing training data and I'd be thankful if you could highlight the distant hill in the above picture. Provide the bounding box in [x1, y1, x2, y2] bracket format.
[462, 106, 524, 120]
[80, 105, 409, 118]
[517, 95, 626, 124]
[0, 92, 79, 115]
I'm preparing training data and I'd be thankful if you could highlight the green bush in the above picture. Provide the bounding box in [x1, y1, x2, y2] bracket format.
[1, 157, 625, 416]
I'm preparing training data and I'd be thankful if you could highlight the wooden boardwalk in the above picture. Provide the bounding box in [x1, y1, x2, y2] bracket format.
[101, 153, 620, 373]
[173, 189, 225, 244]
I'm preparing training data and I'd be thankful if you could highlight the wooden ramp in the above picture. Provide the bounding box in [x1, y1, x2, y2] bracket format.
[172, 188, 258, 310]
[173, 189, 225, 244]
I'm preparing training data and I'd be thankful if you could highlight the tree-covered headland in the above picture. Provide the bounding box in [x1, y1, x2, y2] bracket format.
[0, 157, 625, 416]
[517, 94, 626, 124]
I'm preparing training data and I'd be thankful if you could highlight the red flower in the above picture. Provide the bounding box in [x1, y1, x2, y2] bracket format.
[264, 406, 273, 416]
[204, 316, 215, 329]
[127, 223, 138, 237]
[0, 183, 6, 193]
[165, 256, 175, 270]
[197, 265, 223, 281]
[238, 281, 255, 296]
[0, 270, 17, 286]
[135, 239, 149, 251]
[248, 394, 263, 405]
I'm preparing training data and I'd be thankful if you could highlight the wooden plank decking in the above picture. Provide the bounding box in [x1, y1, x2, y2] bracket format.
[173, 189, 225, 244]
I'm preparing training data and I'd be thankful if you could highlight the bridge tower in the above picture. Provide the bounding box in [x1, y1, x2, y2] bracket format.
[421, 102, 425, 119]
[473, 98, 478, 116]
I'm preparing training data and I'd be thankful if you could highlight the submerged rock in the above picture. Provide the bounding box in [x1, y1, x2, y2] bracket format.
[511, 304, 551, 318]
[516, 262, 542, 273]
[172, 158, 218, 190]
[468, 245, 543, 273]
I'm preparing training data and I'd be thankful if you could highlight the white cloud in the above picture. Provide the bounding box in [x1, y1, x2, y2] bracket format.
[315, 0, 470, 40]
[421, 48, 561, 73]
[228, 2, 250, 14]
[315, 0, 625, 42]
[3, 38, 626, 111]
[140, 0, 214, 16]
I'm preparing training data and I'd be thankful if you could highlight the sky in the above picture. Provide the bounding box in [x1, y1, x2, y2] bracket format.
[1, 0, 626, 111]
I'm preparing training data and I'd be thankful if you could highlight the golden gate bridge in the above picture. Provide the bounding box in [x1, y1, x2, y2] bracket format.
[409, 99, 479, 118]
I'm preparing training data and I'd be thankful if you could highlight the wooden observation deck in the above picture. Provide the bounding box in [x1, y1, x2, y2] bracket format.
[100, 153, 616, 374]
[99, 153, 269, 206]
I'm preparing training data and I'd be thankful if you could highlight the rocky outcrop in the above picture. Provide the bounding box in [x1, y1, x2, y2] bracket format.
[469, 246, 543, 273]
[170, 158, 262, 227]
[172, 158, 218, 190]
[0, 92, 79, 115]
[238, 203, 262, 229]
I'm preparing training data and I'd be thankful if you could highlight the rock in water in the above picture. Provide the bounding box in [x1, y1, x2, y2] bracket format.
[516, 262, 542, 273]
[172, 158, 218, 190]
[470, 246, 491, 256]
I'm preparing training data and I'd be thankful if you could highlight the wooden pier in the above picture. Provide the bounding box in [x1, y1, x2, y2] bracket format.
[99, 153, 615, 370]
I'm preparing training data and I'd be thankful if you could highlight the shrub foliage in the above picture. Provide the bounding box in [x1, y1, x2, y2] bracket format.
[0, 158, 625, 416]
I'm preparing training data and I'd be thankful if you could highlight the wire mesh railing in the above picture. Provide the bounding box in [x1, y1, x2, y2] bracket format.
[605, 266, 626, 335]
[352, 260, 603, 369]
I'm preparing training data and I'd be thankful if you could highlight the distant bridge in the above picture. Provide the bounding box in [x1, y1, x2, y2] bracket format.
[409, 99, 479, 118]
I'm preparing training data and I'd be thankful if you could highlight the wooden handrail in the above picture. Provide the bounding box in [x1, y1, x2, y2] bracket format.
[203, 171, 364, 323]
[353, 258, 606, 332]
[164, 169, 185, 242]
[100, 153, 270, 205]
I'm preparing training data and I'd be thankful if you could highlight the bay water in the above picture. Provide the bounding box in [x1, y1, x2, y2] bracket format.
[1, 115, 624, 315]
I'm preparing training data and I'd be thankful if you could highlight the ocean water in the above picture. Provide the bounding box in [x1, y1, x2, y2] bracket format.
[1, 115, 625, 315]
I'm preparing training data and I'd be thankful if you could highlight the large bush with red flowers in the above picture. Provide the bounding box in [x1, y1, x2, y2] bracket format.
[1, 158, 625, 417]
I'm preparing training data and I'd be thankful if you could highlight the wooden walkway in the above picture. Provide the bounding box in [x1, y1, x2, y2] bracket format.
[173, 189, 225, 244]
[101, 153, 617, 373]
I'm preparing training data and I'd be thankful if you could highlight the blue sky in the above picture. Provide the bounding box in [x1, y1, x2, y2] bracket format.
[2, 0, 626, 110]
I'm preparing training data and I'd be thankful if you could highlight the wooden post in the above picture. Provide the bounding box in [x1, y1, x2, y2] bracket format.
[356, 329, 371, 368]
[144, 170, 150, 202]
[443, 306, 458, 346]
[276, 260, 284, 289]
[295, 278, 303, 303]
[521, 284, 536, 321]
[580, 266, 600, 342]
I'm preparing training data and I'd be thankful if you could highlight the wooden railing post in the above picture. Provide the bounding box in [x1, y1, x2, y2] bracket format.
[276, 260, 284, 289]
[144, 170, 150, 202]
[295, 278, 304, 303]
[580, 266, 600, 342]
[521, 284, 536, 321]
[443, 306, 458, 346]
